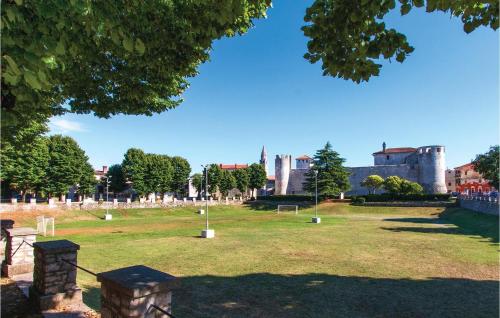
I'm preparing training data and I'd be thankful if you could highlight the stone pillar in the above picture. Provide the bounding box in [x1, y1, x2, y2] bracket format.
[97, 265, 177, 318]
[225, 198, 229, 205]
[66, 198, 72, 206]
[2, 227, 37, 277]
[182, 198, 186, 203]
[11, 198, 17, 205]
[30, 240, 82, 310]
[48, 198, 56, 208]
[0, 219, 15, 268]
[30, 198, 37, 206]
[193, 198, 197, 204]
[113, 199, 118, 206]
[127, 198, 132, 204]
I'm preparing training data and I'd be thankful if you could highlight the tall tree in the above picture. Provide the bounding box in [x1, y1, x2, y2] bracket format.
[122, 148, 148, 197]
[106, 164, 126, 194]
[361, 175, 384, 194]
[248, 163, 267, 198]
[191, 173, 204, 199]
[1, 1, 271, 137]
[170, 156, 191, 196]
[45, 135, 93, 199]
[303, 142, 350, 196]
[303, 1, 498, 83]
[207, 164, 223, 197]
[233, 168, 250, 196]
[219, 170, 237, 198]
[144, 154, 173, 195]
[383, 176, 404, 195]
[473, 145, 499, 189]
[78, 162, 98, 198]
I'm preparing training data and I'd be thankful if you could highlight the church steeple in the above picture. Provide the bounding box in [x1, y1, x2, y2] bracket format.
[260, 146, 268, 176]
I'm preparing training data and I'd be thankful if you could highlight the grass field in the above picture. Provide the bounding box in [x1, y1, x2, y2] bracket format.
[4, 203, 499, 317]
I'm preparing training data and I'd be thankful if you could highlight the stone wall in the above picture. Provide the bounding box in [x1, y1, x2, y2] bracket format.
[348, 165, 419, 195]
[459, 197, 499, 216]
[286, 169, 309, 195]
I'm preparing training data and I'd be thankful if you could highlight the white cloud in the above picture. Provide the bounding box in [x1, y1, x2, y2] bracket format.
[49, 118, 87, 133]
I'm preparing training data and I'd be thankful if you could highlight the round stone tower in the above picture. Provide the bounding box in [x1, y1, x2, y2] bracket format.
[275, 155, 291, 195]
[417, 145, 447, 194]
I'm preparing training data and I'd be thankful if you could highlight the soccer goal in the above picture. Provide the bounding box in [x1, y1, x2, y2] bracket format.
[36, 216, 55, 237]
[277, 205, 299, 214]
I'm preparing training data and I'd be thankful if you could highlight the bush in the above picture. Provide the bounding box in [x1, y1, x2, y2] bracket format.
[357, 193, 451, 202]
[352, 196, 366, 204]
[258, 195, 314, 202]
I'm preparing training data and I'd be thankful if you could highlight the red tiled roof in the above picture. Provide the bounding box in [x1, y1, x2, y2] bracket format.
[373, 147, 416, 155]
[296, 155, 312, 160]
[454, 163, 475, 170]
[219, 164, 248, 170]
[267, 175, 275, 181]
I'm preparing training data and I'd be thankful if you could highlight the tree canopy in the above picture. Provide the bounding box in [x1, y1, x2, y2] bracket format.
[361, 175, 384, 194]
[303, 0, 498, 83]
[233, 168, 250, 195]
[1, 0, 271, 135]
[473, 145, 499, 189]
[248, 163, 267, 198]
[303, 142, 350, 196]
[383, 176, 423, 195]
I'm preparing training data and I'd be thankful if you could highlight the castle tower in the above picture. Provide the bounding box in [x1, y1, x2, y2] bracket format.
[260, 146, 268, 176]
[417, 145, 447, 194]
[275, 155, 291, 195]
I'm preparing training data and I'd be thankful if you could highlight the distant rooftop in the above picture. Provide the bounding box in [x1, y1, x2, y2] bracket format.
[296, 155, 312, 160]
[218, 164, 248, 170]
[373, 147, 416, 155]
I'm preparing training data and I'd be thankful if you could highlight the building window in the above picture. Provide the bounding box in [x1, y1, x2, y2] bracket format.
[448, 182, 451, 186]
[386, 155, 390, 160]
[437, 148, 441, 152]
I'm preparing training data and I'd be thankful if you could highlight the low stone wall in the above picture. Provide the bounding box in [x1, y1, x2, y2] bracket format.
[358, 201, 456, 207]
[458, 197, 499, 216]
[0, 198, 244, 213]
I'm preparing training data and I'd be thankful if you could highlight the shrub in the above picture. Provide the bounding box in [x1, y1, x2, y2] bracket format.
[360, 194, 451, 202]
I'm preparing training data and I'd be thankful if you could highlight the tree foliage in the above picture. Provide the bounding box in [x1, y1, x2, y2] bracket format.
[122, 148, 148, 196]
[361, 175, 384, 194]
[233, 168, 250, 195]
[207, 164, 223, 196]
[1, 0, 271, 135]
[45, 135, 94, 197]
[170, 156, 191, 196]
[248, 163, 267, 197]
[191, 173, 204, 199]
[302, 0, 499, 83]
[383, 175, 423, 195]
[106, 164, 126, 193]
[473, 145, 499, 189]
[219, 170, 237, 198]
[303, 142, 350, 196]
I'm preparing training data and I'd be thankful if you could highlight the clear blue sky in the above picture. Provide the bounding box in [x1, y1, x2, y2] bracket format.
[49, 1, 499, 174]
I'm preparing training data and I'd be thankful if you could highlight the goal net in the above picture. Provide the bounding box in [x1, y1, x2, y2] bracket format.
[36, 216, 55, 237]
[277, 205, 299, 214]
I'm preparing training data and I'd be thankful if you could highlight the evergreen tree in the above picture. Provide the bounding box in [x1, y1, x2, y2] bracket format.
[219, 170, 237, 198]
[170, 156, 191, 196]
[303, 142, 350, 197]
[248, 163, 267, 198]
[233, 168, 250, 196]
[122, 148, 148, 196]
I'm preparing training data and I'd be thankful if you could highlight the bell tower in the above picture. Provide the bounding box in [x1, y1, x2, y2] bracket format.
[260, 146, 268, 176]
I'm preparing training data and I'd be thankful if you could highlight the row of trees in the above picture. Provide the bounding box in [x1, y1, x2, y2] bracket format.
[1, 123, 96, 200]
[191, 163, 267, 199]
[361, 175, 423, 195]
[106, 148, 191, 197]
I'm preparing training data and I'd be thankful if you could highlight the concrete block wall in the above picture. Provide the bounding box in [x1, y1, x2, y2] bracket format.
[459, 197, 499, 216]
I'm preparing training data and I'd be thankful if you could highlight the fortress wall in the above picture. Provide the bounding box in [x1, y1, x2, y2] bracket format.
[347, 165, 419, 195]
[374, 152, 413, 165]
[417, 146, 447, 194]
[286, 170, 309, 195]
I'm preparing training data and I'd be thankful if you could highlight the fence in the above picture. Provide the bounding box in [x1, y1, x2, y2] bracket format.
[458, 195, 499, 216]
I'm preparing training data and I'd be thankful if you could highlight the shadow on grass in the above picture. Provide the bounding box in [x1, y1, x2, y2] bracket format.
[382, 207, 499, 243]
[79, 273, 498, 318]
[244, 201, 313, 212]
[174, 273, 498, 318]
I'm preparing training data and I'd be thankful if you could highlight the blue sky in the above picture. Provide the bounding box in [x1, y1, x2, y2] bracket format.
[49, 1, 499, 174]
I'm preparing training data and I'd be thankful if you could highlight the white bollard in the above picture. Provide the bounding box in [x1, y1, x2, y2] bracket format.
[193, 198, 197, 203]
[183, 198, 187, 203]
[11, 198, 17, 205]
[48, 198, 56, 208]
[30, 198, 37, 205]
[66, 199, 72, 206]
[139, 197, 146, 203]
[126, 198, 132, 204]
[113, 198, 118, 205]
[340, 192, 345, 200]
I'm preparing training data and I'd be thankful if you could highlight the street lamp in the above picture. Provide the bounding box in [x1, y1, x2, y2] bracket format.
[312, 170, 321, 224]
[104, 176, 112, 221]
[200, 164, 215, 238]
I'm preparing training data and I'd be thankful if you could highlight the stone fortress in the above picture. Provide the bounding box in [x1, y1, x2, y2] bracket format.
[268, 143, 448, 196]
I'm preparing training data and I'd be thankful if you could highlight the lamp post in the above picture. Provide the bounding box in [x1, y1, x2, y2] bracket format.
[312, 170, 321, 224]
[200, 165, 214, 238]
[104, 176, 112, 220]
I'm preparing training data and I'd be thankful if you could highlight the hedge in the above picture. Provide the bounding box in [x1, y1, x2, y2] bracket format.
[256, 195, 315, 202]
[351, 193, 452, 202]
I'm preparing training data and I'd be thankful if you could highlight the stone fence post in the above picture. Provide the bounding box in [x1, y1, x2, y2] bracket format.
[30, 240, 82, 310]
[97, 265, 177, 318]
[2, 227, 36, 277]
[0, 219, 15, 268]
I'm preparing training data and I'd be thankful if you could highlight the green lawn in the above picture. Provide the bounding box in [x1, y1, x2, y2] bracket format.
[10, 203, 499, 317]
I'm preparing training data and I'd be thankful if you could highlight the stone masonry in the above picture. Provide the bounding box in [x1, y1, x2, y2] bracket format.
[30, 240, 83, 311]
[2, 227, 37, 277]
[0, 219, 15, 268]
[97, 265, 177, 318]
